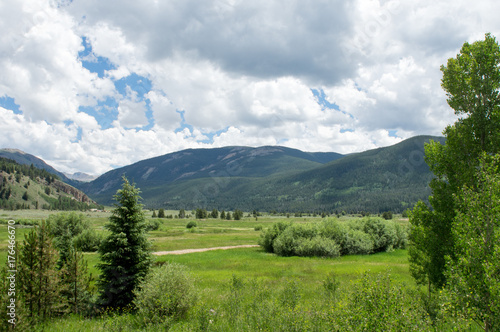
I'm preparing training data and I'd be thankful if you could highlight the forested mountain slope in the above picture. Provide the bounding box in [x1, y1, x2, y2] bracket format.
[80, 136, 444, 213]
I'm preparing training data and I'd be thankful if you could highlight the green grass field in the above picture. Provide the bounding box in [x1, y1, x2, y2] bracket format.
[0, 209, 422, 331]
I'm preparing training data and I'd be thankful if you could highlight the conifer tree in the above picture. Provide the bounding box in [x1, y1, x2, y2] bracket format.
[60, 246, 92, 315]
[97, 176, 152, 309]
[18, 221, 62, 322]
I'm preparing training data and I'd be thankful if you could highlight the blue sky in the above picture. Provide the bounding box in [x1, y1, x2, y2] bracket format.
[0, 0, 499, 175]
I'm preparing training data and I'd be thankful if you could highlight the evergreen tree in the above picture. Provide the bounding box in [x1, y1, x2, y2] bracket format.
[158, 208, 165, 218]
[151, 210, 157, 218]
[60, 246, 93, 315]
[97, 176, 152, 309]
[220, 210, 226, 220]
[18, 221, 62, 323]
[179, 209, 186, 219]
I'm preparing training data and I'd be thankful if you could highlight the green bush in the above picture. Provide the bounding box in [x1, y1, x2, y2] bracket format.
[362, 218, 397, 253]
[343, 229, 374, 255]
[186, 220, 197, 229]
[134, 263, 197, 322]
[145, 219, 160, 231]
[73, 228, 103, 252]
[273, 227, 300, 257]
[329, 273, 432, 331]
[319, 219, 347, 252]
[295, 236, 340, 258]
[259, 217, 407, 258]
[382, 211, 393, 220]
[393, 223, 408, 249]
[258, 221, 291, 253]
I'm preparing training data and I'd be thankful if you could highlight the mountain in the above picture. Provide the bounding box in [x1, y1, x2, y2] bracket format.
[63, 172, 98, 182]
[79, 136, 444, 213]
[0, 148, 68, 179]
[78, 146, 344, 205]
[0, 157, 101, 211]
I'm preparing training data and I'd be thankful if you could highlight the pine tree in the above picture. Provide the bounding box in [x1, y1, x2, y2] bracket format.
[60, 246, 92, 315]
[18, 221, 62, 323]
[97, 176, 152, 309]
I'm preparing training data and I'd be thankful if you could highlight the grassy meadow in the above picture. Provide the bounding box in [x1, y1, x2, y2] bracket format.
[0, 209, 458, 331]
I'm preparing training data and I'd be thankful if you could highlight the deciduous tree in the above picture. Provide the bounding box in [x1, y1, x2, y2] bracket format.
[446, 154, 500, 331]
[409, 33, 500, 288]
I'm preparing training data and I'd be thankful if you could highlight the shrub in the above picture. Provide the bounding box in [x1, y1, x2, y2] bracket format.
[258, 221, 291, 253]
[73, 229, 103, 252]
[134, 263, 197, 322]
[393, 223, 408, 249]
[145, 219, 160, 231]
[343, 229, 374, 255]
[362, 218, 397, 253]
[273, 227, 300, 257]
[186, 220, 197, 229]
[382, 211, 393, 220]
[329, 273, 432, 331]
[319, 219, 347, 251]
[295, 236, 340, 258]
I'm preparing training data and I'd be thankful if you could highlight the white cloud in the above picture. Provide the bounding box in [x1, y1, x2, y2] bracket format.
[1, 0, 499, 175]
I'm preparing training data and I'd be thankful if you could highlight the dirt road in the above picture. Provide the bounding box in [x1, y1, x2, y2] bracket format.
[153, 244, 259, 255]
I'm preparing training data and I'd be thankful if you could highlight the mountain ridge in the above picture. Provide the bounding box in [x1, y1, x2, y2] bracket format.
[77, 135, 444, 213]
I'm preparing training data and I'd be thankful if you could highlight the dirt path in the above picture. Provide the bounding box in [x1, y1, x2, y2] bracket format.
[153, 244, 260, 256]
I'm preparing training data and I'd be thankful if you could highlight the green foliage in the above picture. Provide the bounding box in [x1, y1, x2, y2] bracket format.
[18, 221, 62, 323]
[445, 154, 500, 330]
[382, 211, 393, 220]
[329, 273, 432, 331]
[72, 228, 103, 252]
[233, 209, 244, 220]
[97, 176, 152, 309]
[186, 220, 197, 229]
[410, 33, 500, 289]
[343, 229, 374, 255]
[261, 218, 406, 258]
[59, 247, 94, 316]
[46, 212, 100, 266]
[133, 263, 197, 324]
[157, 208, 165, 218]
[258, 221, 291, 253]
[145, 218, 161, 231]
[195, 208, 207, 219]
[323, 272, 341, 300]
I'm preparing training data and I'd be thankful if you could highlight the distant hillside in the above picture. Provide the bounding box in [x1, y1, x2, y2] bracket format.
[79, 136, 444, 213]
[0, 148, 68, 179]
[78, 146, 343, 205]
[0, 148, 98, 185]
[0, 157, 101, 211]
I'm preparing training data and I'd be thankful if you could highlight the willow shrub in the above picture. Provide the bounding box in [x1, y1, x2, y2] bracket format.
[134, 263, 197, 324]
[260, 217, 407, 258]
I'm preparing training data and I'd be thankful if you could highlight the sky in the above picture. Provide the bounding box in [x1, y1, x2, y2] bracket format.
[1, 0, 499, 176]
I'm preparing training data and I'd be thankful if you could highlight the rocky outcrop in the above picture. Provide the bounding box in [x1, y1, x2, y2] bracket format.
[52, 179, 96, 204]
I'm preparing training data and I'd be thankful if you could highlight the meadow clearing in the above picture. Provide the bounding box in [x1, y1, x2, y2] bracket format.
[0, 210, 468, 331]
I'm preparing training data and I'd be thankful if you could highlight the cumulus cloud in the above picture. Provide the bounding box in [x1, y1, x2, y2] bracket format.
[1, 0, 499, 175]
